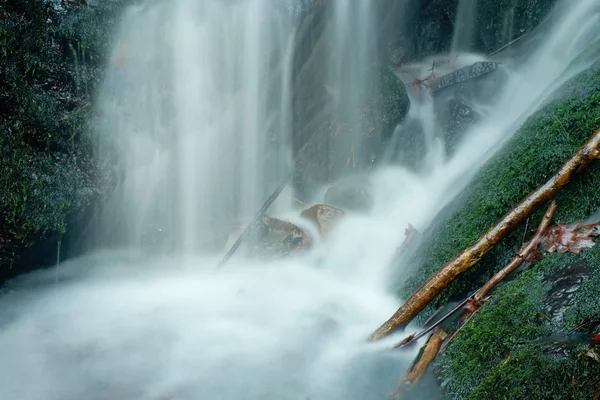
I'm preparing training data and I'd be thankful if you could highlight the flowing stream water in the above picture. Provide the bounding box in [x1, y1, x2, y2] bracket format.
[1, 0, 600, 399]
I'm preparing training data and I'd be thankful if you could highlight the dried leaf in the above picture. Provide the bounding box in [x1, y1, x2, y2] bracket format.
[587, 348, 600, 363]
[543, 223, 600, 254]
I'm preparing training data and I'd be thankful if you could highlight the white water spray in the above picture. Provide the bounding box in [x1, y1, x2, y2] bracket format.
[1, 0, 600, 399]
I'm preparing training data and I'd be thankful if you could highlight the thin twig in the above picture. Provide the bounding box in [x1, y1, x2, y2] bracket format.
[487, 33, 527, 58]
[393, 295, 473, 349]
[440, 307, 480, 353]
[522, 217, 530, 245]
[216, 177, 289, 269]
[474, 201, 557, 302]
[291, 196, 306, 205]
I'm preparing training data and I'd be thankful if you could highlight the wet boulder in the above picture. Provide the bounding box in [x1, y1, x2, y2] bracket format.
[431, 61, 503, 94]
[440, 98, 480, 154]
[293, 66, 410, 199]
[432, 61, 508, 154]
[250, 215, 312, 260]
[300, 204, 344, 236]
[324, 175, 374, 212]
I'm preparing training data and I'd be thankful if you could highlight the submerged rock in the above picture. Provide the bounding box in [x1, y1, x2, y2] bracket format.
[431, 61, 508, 154]
[300, 204, 344, 236]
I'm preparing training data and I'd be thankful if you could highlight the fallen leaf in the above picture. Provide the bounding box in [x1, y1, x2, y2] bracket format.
[543, 222, 600, 254]
[587, 348, 600, 363]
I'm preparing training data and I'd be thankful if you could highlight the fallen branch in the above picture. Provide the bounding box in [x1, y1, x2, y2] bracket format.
[216, 177, 289, 269]
[392, 328, 448, 399]
[370, 127, 600, 341]
[487, 33, 527, 58]
[473, 200, 557, 302]
[393, 295, 474, 349]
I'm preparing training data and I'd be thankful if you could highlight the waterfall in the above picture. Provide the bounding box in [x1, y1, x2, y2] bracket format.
[94, 0, 295, 253]
[1, 0, 600, 399]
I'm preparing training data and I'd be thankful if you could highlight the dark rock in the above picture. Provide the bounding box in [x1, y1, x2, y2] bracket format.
[431, 61, 502, 94]
[388, 0, 559, 63]
[324, 175, 374, 212]
[544, 261, 591, 323]
[430, 61, 508, 154]
[0, 0, 129, 280]
[293, 67, 410, 196]
[384, 117, 428, 170]
[441, 98, 481, 154]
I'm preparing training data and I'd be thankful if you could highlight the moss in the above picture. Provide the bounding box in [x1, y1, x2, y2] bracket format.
[471, 347, 600, 400]
[428, 57, 600, 397]
[294, 66, 409, 188]
[400, 60, 600, 315]
[474, 0, 558, 54]
[0, 0, 128, 273]
[438, 248, 600, 399]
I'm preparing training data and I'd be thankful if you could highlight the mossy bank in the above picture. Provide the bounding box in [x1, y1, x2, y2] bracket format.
[0, 0, 127, 281]
[398, 51, 600, 397]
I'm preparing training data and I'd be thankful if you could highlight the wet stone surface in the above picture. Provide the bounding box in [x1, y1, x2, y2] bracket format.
[544, 260, 591, 324]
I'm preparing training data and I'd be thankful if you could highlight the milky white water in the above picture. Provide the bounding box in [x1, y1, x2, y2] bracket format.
[1, 0, 600, 399]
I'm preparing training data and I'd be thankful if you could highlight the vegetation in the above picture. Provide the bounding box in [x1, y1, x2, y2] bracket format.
[0, 0, 126, 276]
[400, 59, 600, 314]
[389, 52, 600, 398]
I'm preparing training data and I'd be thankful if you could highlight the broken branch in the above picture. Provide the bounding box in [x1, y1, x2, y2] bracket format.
[370, 127, 600, 341]
[392, 328, 448, 399]
[474, 200, 557, 302]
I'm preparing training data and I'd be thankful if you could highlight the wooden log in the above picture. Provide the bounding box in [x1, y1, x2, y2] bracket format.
[370, 128, 600, 341]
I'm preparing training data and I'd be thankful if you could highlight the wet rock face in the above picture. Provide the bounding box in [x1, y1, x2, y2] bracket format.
[544, 260, 591, 324]
[293, 67, 410, 198]
[432, 61, 508, 154]
[443, 98, 480, 153]
[386, 0, 559, 63]
[0, 1, 128, 280]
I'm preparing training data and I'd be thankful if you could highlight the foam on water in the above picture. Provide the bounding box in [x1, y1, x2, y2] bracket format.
[1, 0, 600, 399]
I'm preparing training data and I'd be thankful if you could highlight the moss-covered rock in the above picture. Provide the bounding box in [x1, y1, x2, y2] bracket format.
[0, 0, 127, 279]
[293, 66, 409, 196]
[437, 250, 600, 399]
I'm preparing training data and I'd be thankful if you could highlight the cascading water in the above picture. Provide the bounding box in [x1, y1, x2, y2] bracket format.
[450, 0, 476, 54]
[94, 0, 295, 253]
[1, 0, 600, 399]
